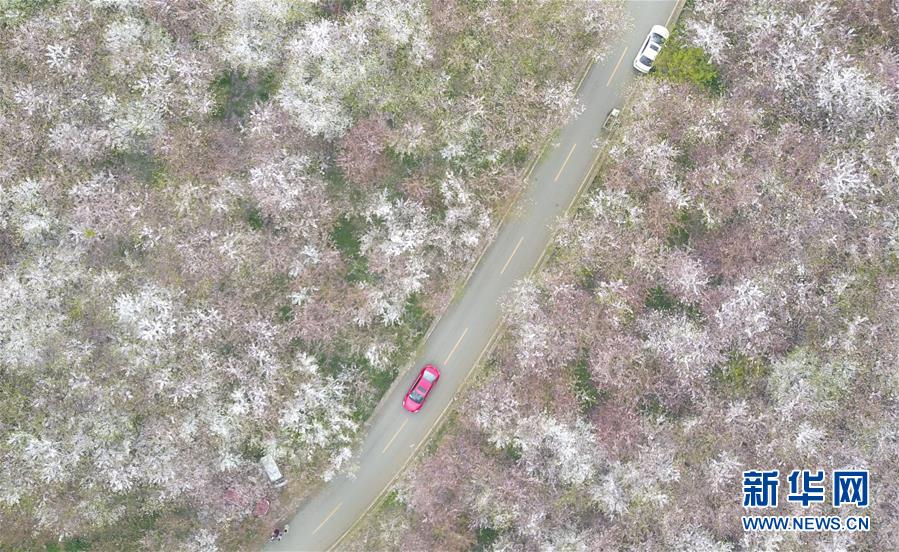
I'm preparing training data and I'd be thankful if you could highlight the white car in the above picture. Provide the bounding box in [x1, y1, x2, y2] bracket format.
[633, 25, 670, 73]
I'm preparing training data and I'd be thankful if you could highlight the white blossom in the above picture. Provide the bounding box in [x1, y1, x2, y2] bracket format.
[816, 55, 892, 125]
[819, 156, 877, 214]
[644, 313, 721, 384]
[514, 415, 600, 487]
[794, 423, 827, 456]
[114, 285, 177, 343]
[671, 525, 734, 552]
[714, 280, 777, 354]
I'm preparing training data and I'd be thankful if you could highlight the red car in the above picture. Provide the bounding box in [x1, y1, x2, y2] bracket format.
[403, 364, 440, 412]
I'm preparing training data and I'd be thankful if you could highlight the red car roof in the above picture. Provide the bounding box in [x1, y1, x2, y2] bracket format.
[403, 364, 440, 412]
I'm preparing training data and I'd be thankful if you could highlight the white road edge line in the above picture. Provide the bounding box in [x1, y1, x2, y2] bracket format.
[666, 1, 679, 27]
[500, 237, 525, 275]
[575, 62, 593, 93]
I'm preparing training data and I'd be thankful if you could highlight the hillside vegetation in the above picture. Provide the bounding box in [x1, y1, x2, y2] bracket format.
[0, 1, 623, 549]
[347, 0, 899, 549]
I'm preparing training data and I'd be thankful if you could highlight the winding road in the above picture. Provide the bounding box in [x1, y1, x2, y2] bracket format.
[270, 1, 680, 549]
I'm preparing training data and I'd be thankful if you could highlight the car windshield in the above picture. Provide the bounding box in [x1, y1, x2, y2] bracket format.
[651, 33, 665, 44]
[409, 391, 424, 404]
[422, 371, 437, 382]
[640, 56, 653, 66]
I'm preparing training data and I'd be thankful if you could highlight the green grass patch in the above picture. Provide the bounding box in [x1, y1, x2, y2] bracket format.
[276, 303, 294, 323]
[654, 35, 721, 93]
[0, 372, 34, 427]
[243, 204, 265, 230]
[314, 293, 433, 423]
[675, 145, 694, 171]
[713, 351, 769, 397]
[500, 441, 523, 462]
[317, 343, 381, 422]
[323, 163, 355, 202]
[104, 150, 168, 189]
[114, 234, 148, 261]
[644, 285, 702, 320]
[399, 292, 432, 340]
[667, 224, 690, 247]
[638, 394, 668, 419]
[317, 345, 370, 379]
[369, 367, 398, 400]
[387, 147, 424, 173]
[351, 294, 433, 421]
[344, 255, 371, 284]
[575, 266, 596, 291]
[239, 439, 266, 462]
[665, 206, 706, 248]
[472, 527, 500, 551]
[506, 145, 530, 168]
[645, 286, 679, 311]
[571, 352, 601, 414]
[329, 215, 371, 283]
[313, 0, 363, 19]
[382, 489, 401, 508]
[269, 271, 291, 291]
[49, 504, 167, 552]
[211, 70, 278, 120]
[1, 0, 62, 28]
[45, 537, 90, 552]
[834, 265, 880, 320]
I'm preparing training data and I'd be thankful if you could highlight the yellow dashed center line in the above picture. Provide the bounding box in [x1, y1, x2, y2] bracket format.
[606, 47, 628, 87]
[382, 419, 409, 453]
[500, 236, 524, 275]
[313, 502, 342, 535]
[443, 327, 469, 365]
[554, 144, 577, 182]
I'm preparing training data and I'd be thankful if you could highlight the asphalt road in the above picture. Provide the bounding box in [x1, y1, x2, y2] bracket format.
[270, 2, 679, 549]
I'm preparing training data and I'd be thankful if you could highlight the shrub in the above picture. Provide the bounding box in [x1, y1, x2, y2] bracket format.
[665, 206, 706, 248]
[211, 70, 278, 120]
[645, 285, 702, 320]
[571, 353, 601, 413]
[330, 215, 370, 282]
[654, 37, 721, 92]
[712, 351, 768, 397]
